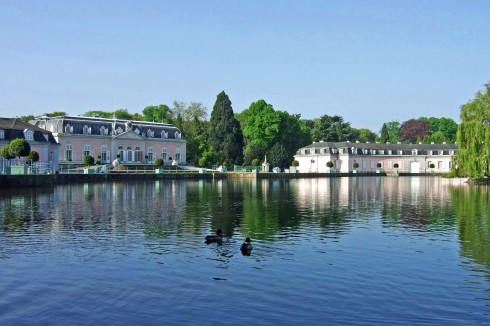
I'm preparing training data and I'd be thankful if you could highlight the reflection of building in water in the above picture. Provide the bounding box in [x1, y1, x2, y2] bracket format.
[45, 181, 188, 234]
[292, 176, 459, 230]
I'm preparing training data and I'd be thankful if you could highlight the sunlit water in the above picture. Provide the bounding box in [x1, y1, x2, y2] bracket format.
[1, 176, 489, 325]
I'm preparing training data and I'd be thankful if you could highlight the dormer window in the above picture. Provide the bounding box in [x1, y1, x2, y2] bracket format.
[100, 126, 108, 135]
[398, 150, 403, 155]
[439, 150, 444, 155]
[64, 124, 73, 133]
[24, 129, 34, 140]
[175, 131, 181, 139]
[379, 150, 384, 154]
[388, 150, 392, 155]
[449, 150, 454, 155]
[371, 149, 376, 154]
[83, 125, 91, 135]
[147, 129, 154, 138]
[428, 150, 433, 155]
[161, 130, 168, 139]
[412, 149, 418, 155]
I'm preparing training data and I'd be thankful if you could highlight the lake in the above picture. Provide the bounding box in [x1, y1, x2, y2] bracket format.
[0, 176, 489, 325]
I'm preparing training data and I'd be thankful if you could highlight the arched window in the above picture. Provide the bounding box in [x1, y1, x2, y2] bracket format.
[118, 146, 124, 161]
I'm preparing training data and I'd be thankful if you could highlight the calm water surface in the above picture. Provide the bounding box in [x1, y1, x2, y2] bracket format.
[0, 176, 489, 325]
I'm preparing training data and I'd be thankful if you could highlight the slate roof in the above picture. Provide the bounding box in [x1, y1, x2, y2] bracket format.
[31, 116, 183, 140]
[299, 140, 458, 155]
[0, 118, 57, 143]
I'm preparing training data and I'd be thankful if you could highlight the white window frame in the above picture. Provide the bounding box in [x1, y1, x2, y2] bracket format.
[66, 144, 73, 161]
[83, 145, 91, 158]
[24, 129, 34, 140]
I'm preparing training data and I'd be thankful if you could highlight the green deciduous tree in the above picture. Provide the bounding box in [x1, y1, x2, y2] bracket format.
[208, 91, 244, 165]
[311, 115, 352, 142]
[356, 128, 377, 143]
[142, 105, 172, 123]
[19, 115, 35, 122]
[455, 83, 490, 178]
[379, 121, 401, 143]
[419, 116, 458, 143]
[239, 100, 310, 166]
[82, 110, 113, 118]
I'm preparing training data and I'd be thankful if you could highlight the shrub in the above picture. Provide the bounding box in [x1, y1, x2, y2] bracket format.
[394, 163, 399, 169]
[429, 163, 435, 169]
[326, 161, 334, 168]
[8, 138, 31, 159]
[27, 151, 40, 162]
[251, 158, 260, 166]
[154, 158, 164, 166]
[0, 146, 14, 160]
[377, 162, 382, 168]
[353, 162, 359, 169]
[291, 160, 299, 167]
[83, 155, 95, 166]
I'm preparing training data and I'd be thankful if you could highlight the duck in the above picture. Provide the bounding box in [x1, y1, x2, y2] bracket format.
[205, 229, 223, 244]
[240, 237, 253, 256]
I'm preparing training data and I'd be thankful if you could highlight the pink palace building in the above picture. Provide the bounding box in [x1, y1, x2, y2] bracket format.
[31, 115, 186, 166]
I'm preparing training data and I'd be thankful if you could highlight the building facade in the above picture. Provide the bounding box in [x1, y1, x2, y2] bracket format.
[294, 141, 458, 173]
[31, 116, 186, 165]
[0, 118, 60, 171]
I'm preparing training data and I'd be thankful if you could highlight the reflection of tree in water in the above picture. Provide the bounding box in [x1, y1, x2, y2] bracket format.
[0, 187, 55, 232]
[451, 186, 490, 270]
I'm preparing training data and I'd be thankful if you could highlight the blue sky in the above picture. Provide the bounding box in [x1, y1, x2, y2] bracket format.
[1, 0, 489, 133]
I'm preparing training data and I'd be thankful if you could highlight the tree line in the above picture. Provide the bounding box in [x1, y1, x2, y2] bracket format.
[18, 91, 459, 169]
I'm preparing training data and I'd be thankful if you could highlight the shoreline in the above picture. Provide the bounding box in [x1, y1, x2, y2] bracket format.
[0, 171, 465, 188]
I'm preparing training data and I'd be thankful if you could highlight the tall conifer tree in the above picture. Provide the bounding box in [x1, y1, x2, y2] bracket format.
[208, 91, 244, 165]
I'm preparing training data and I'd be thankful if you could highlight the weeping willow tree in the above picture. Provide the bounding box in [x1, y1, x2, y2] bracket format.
[455, 83, 490, 178]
